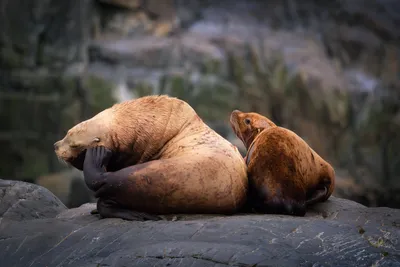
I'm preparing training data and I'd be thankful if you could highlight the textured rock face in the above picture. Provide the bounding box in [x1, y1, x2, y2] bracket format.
[0, 179, 67, 221]
[35, 169, 95, 208]
[0, 181, 399, 267]
[0, 0, 116, 184]
[0, 0, 93, 69]
[0, 0, 96, 181]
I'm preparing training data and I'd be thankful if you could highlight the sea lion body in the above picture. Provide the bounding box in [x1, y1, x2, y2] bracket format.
[230, 110, 335, 216]
[54, 95, 248, 220]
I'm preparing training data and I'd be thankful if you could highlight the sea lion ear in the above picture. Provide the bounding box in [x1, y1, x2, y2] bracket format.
[253, 118, 276, 130]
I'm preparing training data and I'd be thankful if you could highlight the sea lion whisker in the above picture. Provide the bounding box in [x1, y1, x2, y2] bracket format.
[56, 156, 67, 166]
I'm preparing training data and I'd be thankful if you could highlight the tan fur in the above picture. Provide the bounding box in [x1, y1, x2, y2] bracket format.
[230, 110, 335, 216]
[54, 95, 248, 214]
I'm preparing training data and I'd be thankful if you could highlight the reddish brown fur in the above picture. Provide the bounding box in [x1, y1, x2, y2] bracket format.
[54, 95, 248, 215]
[230, 110, 335, 216]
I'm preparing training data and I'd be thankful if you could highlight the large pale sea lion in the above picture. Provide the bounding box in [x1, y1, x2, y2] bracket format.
[230, 110, 335, 216]
[54, 95, 248, 220]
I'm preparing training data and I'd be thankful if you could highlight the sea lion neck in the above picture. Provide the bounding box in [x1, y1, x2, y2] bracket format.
[111, 96, 197, 163]
[243, 131, 258, 150]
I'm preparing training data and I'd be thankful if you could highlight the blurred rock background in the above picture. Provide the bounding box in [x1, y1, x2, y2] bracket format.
[0, 0, 399, 209]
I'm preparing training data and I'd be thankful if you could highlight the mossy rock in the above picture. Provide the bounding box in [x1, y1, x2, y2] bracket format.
[201, 58, 222, 75]
[133, 82, 154, 97]
[0, 45, 24, 68]
[167, 74, 191, 99]
[83, 74, 118, 115]
[351, 85, 400, 185]
[162, 72, 237, 121]
[0, 71, 117, 178]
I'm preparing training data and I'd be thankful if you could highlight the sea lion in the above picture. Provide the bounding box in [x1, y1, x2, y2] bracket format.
[230, 110, 335, 216]
[54, 95, 248, 221]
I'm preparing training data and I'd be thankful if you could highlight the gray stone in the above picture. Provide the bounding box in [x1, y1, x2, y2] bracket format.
[0, 181, 399, 267]
[0, 179, 67, 221]
[35, 169, 96, 208]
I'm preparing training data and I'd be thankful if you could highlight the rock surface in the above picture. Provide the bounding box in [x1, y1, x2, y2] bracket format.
[0, 179, 67, 221]
[0, 181, 399, 267]
[35, 169, 96, 208]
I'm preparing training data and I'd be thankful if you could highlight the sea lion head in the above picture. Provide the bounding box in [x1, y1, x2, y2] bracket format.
[229, 110, 276, 149]
[54, 95, 199, 171]
[54, 114, 112, 170]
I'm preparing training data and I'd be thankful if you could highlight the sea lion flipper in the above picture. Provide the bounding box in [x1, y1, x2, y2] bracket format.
[83, 146, 113, 191]
[306, 186, 328, 206]
[252, 196, 306, 217]
[92, 146, 113, 169]
[97, 198, 163, 221]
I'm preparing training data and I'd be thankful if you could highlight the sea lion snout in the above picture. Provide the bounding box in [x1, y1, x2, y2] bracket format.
[230, 110, 242, 118]
[230, 110, 242, 125]
[54, 141, 60, 151]
[53, 139, 68, 158]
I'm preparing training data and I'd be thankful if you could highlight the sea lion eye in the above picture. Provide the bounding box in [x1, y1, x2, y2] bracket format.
[93, 137, 100, 142]
[70, 144, 79, 149]
[244, 118, 251, 125]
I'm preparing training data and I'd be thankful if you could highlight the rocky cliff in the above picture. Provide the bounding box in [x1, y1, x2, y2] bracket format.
[1, 0, 399, 208]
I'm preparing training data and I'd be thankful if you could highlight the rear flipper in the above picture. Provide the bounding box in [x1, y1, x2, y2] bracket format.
[251, 196, 306, 217]
[238, 198, 257, 214]
[97, 198, 163, 221]
[306, 186, 328, 206]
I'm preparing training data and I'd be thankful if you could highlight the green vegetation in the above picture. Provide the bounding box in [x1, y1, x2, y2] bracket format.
[353, 84, 400, 184]
[83, 74, 117, 115]
[0, 46, 23, 68]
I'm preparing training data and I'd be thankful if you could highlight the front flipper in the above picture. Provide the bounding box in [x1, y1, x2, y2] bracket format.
[83, 146, 113, 191]
[97, 198, 163, 221]
[306, 186, 328, 206]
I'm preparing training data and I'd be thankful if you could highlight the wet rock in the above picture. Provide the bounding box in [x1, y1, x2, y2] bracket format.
[0, 181, 399, 267]
[0, 179, 67, 221]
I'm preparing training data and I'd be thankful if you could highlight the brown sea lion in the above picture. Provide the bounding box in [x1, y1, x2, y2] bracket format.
[54, 95, 248, 221]
[230, 110, 335, 216]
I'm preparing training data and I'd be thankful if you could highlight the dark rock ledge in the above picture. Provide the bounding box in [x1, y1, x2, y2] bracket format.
[0, 179, 399, 267]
